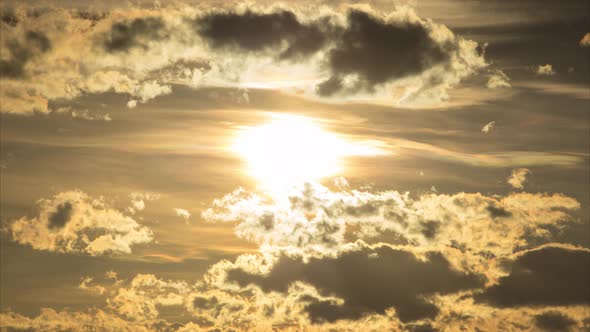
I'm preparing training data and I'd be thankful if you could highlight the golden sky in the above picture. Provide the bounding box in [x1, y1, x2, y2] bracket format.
[0, 1, 589, 331]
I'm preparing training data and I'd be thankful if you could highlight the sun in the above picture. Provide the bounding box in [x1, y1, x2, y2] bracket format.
[233, 114, 384, 192]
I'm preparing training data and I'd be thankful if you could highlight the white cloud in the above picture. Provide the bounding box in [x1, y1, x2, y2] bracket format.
[79, 277, 106, 296]
[536, 64, 555, 76]
[174, 208, 191, 220]
[126, 99, 138, 109]
[481, 121, 496, 133]
[202, 181, 579, 257]
[127, 192, 160, 215]
[108, 274, 190, 321]
[8, 191, 153, 255]
[507, 168, 531, 189]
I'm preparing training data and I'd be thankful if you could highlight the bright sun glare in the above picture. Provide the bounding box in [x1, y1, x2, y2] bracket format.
[233, 114, 384, 192]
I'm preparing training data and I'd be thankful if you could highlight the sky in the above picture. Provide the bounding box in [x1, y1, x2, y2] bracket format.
[0, 0, 589, 331]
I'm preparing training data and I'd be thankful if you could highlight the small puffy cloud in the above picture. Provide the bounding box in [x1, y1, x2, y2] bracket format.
[537, 64, 555, 76]
[79, 277, 106, 296]
[174, 208, 191, 221]
[486, 70, 511, 88]
[126, 99, 138, 109]
[579, 32, 590, 47]
[507, 168, 531, 189]
[481, 121, 496, 133]
[128, 192, 160, 215]
[8, 190, 153, 255]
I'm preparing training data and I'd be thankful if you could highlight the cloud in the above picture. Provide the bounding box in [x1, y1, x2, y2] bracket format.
[580, 32, 590, 47]
[195, 9, 329, 60]
[127, 99, 138, 109]
[108, 274, 190, 321]
[0, 4, 487, 115]
[7, 190, 153, 255]
[316, 10, 447, 95]
[0, 308, 155, 332]
[486, 70, 510, 88]
[174, 208, 191, 220]
[507, 168, 531, 189]
[79, 277, 107, 296]
[475, 245, 590, 307]
[0, 30, 51, 78]
[203, 182, 580, 258]
[127, 192, 160, 215]
[103, 17, 168, 53]
[225, 243, 485, 323]
[537, 64, 555, 75]
[535, 311, 577, 332]
[481, 121, 495, 133]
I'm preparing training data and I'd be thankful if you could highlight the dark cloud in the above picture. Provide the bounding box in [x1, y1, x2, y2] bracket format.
[1, 8, 18, 27]
[318, 10, 451, 96]
[486, 205, 512, 218]
[534, 311, 576, 332]
[316, 76, 343, 96]
[195, 10, 330, 61]
[73, 10, 107, 26]
[408, 323, 438, 332]
[476, 245, 590, 307]
[193, 296, 219, 310]
[227, 244, 484, 323]
[103, 17, 167, 52]
[301, 296, 364, 324]
[48, 202, 73, 230]
[420, 220, 440, 239]
[0, 30, 51, 78]
[195, 8, 465, 97]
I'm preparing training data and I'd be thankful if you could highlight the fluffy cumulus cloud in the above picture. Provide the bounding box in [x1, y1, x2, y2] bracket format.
[128, 192, 160, 215]
[174, 208, 191, 220]
[6, 190, 153, 255]
[108, 274, 191, 321]
[0, 173, 586, 331]
[537, 64, 556, 76]
[202, 182, 580, 258]
[1, 180, 588, 331]
[0, 3, 487, 115]
[507, 168, 531, 189]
